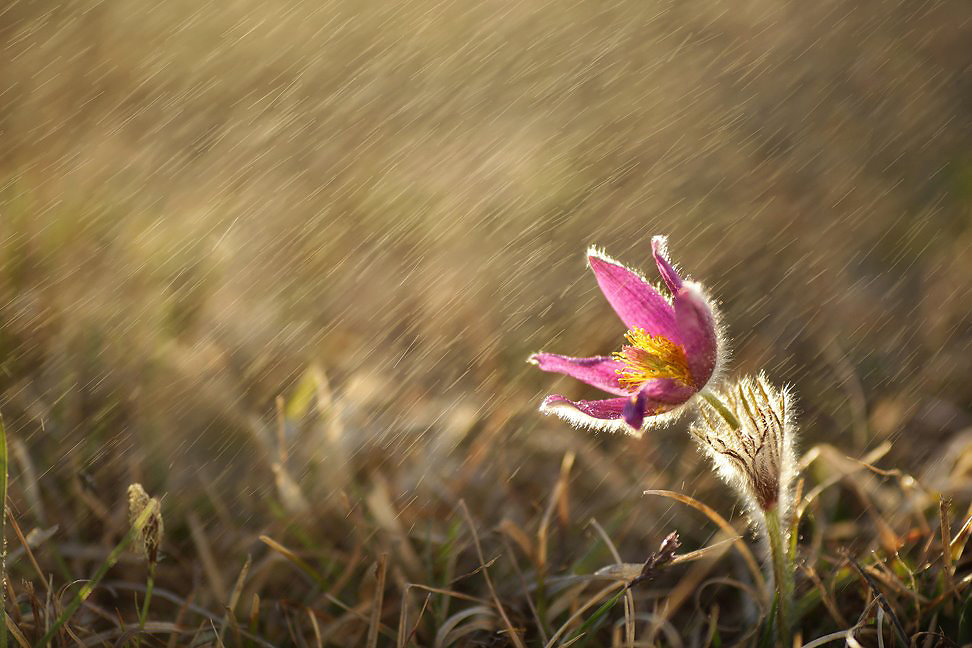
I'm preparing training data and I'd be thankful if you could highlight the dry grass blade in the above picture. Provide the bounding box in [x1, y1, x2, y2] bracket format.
[367, 554, 388, 648]
[409, 594, 432, 645]
[538, 451, 575, 570]
[325, 542, 362, 597]
[642, 490, 765, 596]
[845, 555, 908, 646]
[3, 588, 19, 639]
[799, 441, 892, 472]
[535, 451, 574, 634]
[845, 478, 901, 554]
[367, 478, 421, 576]
[948, 504, 972, 559]
[500, 518, 534, 563]
[702, 606, 719, 648]
[545, 582, 589, 622]
[258, 535, 326, 588]
[797, 442, 893, 522]
[5, 513, 48, 593]
[920, 611, 939, 648]
[164, 589, 195, 648]
[187, 513, 227, 602]
[823, 340, 870, 448]
[260, 536, 397, 640]
[866, 563, 928, 605]
[458, 500, 526, 648]
[75, 621, 190, 646]
[940, 497, 955, 615]
[798, 630, 851, 648]
[543, 582, 624, 648]
[98, 580, 270, 647]
[397, 588, 432, 648]
[877, 605, 886, 648]
[249, 593, 260, 639]
[842, 597, 881, 648]
[403, 583, 489, 606]
[692, 576, 763, 628]
[9, 440, 43, 534]
[591, 536, 741, 582]
[501, 534, 547, 643]
[657, 536, 740, 631]
[307, 608, 322, 648]
[588, 519, 634, 646]
[2, 614, 27, 648]
[217, 554, 251, 645]
[611, 612, 684, 648]
[434, 606, 496, 648]
[801, 564, 848, 627]
[397, 578, 411, 648]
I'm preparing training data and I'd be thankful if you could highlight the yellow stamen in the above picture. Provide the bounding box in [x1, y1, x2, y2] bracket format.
[612, 328, 694, 391]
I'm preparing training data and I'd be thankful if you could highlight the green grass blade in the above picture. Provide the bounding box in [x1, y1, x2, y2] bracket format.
[34, 504, 155, 647]
[569, 587, 625, 647]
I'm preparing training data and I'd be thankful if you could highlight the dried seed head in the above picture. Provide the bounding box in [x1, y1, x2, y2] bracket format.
[691, 374, 798, 520]
[127, 483, 164, 565]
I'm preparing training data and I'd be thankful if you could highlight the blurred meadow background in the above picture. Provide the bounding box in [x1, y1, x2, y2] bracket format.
[1, 0, 971, 645]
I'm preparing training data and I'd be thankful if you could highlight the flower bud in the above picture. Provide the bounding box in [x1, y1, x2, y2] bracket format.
[691, 374, 797, 520]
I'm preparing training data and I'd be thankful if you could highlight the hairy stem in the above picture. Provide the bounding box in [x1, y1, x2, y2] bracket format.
[764, 505, 794, 645]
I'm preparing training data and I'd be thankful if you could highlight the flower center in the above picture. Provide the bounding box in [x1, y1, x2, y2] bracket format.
[612, 328, 694, 392]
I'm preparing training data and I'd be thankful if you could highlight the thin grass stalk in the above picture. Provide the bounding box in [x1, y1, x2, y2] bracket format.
[135, 562, 156, 646]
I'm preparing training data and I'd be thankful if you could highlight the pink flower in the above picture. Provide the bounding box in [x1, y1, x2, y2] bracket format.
[529, 236, 723, 434]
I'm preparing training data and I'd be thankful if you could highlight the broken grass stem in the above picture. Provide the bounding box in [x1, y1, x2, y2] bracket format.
[765, 504, 794, 644]
[699, 389, 741, 431]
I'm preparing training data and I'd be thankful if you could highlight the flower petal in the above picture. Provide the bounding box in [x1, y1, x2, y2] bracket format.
[639, 377, 698, 404]
[539, 394, 634, 434]
[672, 281, 719, 387]
[651, 235, 683, 294]
[587, 247, 680, 339]
[622, 378, 697, 430]
[528, 353, 627, 396]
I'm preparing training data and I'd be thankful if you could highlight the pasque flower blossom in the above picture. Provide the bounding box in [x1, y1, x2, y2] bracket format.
[530, 236, 800, 642]
[691, 373, 798, 640]
[529, 236, 724, 434]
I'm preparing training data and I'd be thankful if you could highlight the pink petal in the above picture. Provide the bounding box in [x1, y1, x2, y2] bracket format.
[528, 353, 627, 396]
[539, 394, 634, 433]
[640, 377, 698, 404]
[651, 235, 683, 294]
[672, 283, 719, 387]
[587, 248, 680, 340]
